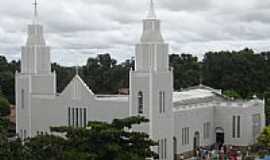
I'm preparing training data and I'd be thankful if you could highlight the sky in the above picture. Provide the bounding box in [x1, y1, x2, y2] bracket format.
[1, 0, 270, 66]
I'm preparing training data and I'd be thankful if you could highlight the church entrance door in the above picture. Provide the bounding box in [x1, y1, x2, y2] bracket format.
[193, 131, 200, 150]
[216, 127, 225, 147]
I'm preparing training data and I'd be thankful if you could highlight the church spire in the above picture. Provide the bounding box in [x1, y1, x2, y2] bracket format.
[147, 0, 156, 19]
[75, 66, 79, 75]
[32, 0, 39, 24]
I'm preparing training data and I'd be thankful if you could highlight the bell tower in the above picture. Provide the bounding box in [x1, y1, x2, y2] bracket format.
[16, 0, 56, 138]
[135, 0, 169, 72]
[129, 0, 174, 159]
[21, 0, 51, 75]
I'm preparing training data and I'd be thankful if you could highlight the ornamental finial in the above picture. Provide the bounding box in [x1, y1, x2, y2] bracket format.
[147, 0, 156, 19]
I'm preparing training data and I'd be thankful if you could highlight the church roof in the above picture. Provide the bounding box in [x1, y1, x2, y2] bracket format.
[173, 85, 222, 104]
[96, 95, 128, 102]
[173, 85, 264, 111]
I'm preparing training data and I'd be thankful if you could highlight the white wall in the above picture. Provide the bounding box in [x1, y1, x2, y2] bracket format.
[173, 99, 265, 154]
[174, 103, 215, 154]
[215, 100, 265, 146]
[30, 97, 129, 137]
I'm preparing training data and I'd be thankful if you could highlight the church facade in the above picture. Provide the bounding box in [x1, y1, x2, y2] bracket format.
[16, 1, 265, 159]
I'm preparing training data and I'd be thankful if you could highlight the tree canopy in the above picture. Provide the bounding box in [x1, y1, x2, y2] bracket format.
[255, 127, 270, 158]
[0, 96, 10, 117]
[0, 116, 158, 160]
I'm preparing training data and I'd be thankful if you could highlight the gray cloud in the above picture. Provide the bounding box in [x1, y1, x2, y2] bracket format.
[159, 0, 214, 11]
[0, 0, 270, 66]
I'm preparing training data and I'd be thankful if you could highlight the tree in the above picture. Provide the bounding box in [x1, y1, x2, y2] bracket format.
[265, 92, 270, 125]
[24, 135, 66, 160]
[0, 95, 22, 160]
[52, 63, 75, 93]
[2, 116, 158, 160]
[169, 54, 200, 90]
[0, 56, 19, 104]
[0, 96, 10, 117]
[82, 54, 131, 94]
[255, 127, 270, 158]
[50, 116, 158, 160]
[202, 48, 265, 99]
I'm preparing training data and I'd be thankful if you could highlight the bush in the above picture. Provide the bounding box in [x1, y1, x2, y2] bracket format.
[0, 96, 10, 117]
[223, 90, 242, 99]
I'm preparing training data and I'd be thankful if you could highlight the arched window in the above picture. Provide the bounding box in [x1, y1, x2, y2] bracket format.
[138, 91, 143, 114]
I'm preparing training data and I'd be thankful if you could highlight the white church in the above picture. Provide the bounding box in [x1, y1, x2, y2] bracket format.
[16, 0, 265, 159]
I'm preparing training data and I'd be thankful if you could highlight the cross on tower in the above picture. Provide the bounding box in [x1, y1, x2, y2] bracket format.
[33, 0, 38, 18]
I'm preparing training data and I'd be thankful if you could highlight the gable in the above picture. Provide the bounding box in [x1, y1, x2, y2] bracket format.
[60, 75, 95, 99]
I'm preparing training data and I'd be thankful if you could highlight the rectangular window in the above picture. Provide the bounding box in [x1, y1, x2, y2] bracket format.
[204, 122, 210, 139]
[163, 92, 165, 113]
[237, 116, 241, 138]
[182, 127, 189, 145]
[203, 123, 206, 139]
[68, 107, 71, 126]
[21, 89, 25, 109]
[159, 92, 162, 113]
[72, 108, 75, 127]
[158, 140, 160, 158]
[159, 91, 166, 113]
[232, 116, 236, 138]
[187, 128, 189, 144]
[182, 128, 184, 145]
[68, 107, 87, 128]
[233, 115, 240, 138]
[76, 108, 79, 127]
[84, 108, 87, 127]
[164, 138, 167, 159]
[80, 108, 82, 127]
[208, 123, 210, 138]
[161, 139, 163, 159]
[138, 92, 143, 114]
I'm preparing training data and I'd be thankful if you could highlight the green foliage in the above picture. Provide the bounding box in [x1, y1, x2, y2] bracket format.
[0, 96, 10, 117]
[265, 92, 270, 125]
[202, 48, 265, 99]
[0, 117, 25, 160]
[0, 56, 19, 104]
[24, 135, 66, 160]
[223, 90, 242, 99]
[81, 54, 131, 94]
[50, 116, 158, 160]
[51, 54, 132, 94]
[255, 127, 270, 157]
[52, 63, 75, 93]
[170, 54, 200, 90]
[0, 116, 157, 160]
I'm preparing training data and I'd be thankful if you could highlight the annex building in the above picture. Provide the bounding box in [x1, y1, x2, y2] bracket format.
[16, 1, 265, 159]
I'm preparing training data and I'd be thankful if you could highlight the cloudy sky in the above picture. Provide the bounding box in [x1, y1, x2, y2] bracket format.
[0, 0, 270, 66]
